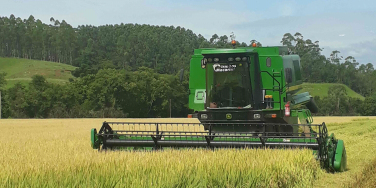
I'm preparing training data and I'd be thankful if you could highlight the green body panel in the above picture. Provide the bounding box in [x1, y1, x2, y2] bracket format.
[189, 53, 206, 111]
[91, 128, 99, 149]
[257, 50, 283, 110]
[281, 55, 303, 87]
[292, 92, 312, 105]
[201, 48, 255, 54]
[327, 133, 336, 170]
[334, 139, 347, 172]
[297, 109, 313, 124]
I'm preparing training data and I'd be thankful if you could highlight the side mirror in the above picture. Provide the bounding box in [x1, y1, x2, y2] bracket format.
[179, 68, 184, 82]
[285, 68, 293, 83]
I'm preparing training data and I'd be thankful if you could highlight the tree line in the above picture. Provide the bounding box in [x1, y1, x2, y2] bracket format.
[0, 15, 252, 77]
[0, 69, 189, 118]
[0, 73, 373, 118]
[1, 14, 376, 118]
[281, 33, 375, 97]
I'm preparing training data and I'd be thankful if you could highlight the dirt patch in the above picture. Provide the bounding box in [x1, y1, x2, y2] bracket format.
[55, 69, 61, 78]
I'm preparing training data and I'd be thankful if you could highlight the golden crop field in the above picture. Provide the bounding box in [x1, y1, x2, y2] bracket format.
[1, 117, 376, 188]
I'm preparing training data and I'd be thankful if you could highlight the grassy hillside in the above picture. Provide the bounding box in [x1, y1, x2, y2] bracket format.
[0, 57, 76, 88]
[299, 83, 364, 100]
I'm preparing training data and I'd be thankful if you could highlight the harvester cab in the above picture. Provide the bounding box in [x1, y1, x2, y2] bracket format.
[91, 44, 347, 172]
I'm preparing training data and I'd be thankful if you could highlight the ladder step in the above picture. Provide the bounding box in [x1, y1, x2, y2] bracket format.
[273, 72, 281, 77]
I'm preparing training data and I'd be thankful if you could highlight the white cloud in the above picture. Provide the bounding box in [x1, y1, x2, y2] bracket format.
[339, 34, 346, 37]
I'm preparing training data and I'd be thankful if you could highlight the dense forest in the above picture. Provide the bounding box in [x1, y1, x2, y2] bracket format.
[1, 14, 376, 118]
[0, 14, 249, 76]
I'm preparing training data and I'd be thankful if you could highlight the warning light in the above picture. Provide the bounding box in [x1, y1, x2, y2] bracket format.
[285, 102, 290, 117]
[252, 43, 257, 47]
[231, 40, 236, 45]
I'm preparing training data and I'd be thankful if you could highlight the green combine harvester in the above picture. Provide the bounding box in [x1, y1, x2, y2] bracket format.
[91, 42, 347, 172]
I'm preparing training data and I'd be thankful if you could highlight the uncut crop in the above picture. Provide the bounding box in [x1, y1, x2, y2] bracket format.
[315, 118, 376, 188]
[0, 119, 323, 188]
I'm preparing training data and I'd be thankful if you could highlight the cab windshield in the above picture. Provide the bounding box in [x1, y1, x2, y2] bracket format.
[206, 59, 252, 108]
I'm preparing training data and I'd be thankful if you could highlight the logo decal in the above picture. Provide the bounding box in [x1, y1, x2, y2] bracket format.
[213, 63, 236, 72]
[226, 113, 232, 120]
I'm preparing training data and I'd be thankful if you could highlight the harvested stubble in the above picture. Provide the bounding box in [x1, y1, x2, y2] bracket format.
[0, 119, 322, 188]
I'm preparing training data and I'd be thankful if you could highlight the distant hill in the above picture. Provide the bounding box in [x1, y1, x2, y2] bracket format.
[0, 57, 76, 88]
[299, 83, 364, 100]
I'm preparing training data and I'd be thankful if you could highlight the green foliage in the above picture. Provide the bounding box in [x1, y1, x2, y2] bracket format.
[313, 85, 364, 116]
[5, 83, 27, 118]
[0, 14, 261, 78]
[0, 72, 6, 89]
[0, 72, 8, 118]
[3, 69, 188, 118]
[361, 95, 376, 116]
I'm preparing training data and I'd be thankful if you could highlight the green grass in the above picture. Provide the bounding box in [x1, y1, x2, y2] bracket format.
[0, 57, 76, 88]
[299, 83, 364, 100]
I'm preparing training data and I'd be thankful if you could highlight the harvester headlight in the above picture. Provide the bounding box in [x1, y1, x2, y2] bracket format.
[208, 58, 213, 62]
[242, 57, 247, 61]
[200, 114, 208, 119]
[228, 57, 234, 62]
[201, 58, 207, 69]
[214, 58, 219, 62]
[235, 57, 241, 61]
[254, 114, 260, 119]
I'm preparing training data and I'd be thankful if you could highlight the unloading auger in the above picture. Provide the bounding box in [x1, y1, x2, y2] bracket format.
[91, 42, 347, 172]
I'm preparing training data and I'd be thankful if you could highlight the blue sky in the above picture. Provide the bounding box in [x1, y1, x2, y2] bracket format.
[1, 0, 376, 65]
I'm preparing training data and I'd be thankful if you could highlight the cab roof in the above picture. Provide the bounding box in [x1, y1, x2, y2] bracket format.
[194, 46, 289, 56]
